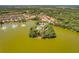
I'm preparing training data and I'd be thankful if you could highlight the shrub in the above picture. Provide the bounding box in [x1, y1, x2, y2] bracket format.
[29, 21, 56, 39]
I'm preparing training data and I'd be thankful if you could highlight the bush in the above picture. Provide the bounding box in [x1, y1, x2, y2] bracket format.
[42, 25, 56, 38]
[29, 21, 56, 39]
[29, 27, 37, 38]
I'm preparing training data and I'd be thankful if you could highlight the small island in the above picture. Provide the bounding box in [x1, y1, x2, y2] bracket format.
[29, 21, 56, 39]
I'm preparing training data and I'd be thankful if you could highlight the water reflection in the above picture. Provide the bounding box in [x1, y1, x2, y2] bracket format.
[12, 24, 18, 28]
[21, 24, 26, 27]
[1, 26, 7, 30]
[0, 22, 26, 30]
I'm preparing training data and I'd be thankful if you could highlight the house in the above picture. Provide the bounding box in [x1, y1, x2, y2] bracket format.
[40, 15, 59, 25]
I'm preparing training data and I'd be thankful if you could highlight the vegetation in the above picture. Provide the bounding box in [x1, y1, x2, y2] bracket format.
[0, 6, 79, 32]
[29, 21, 56, 39]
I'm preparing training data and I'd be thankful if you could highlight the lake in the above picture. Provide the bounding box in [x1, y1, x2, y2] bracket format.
[0, 20, 79, 52]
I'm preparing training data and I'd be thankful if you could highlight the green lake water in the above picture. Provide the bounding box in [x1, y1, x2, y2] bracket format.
[0, 20, 79, 53]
